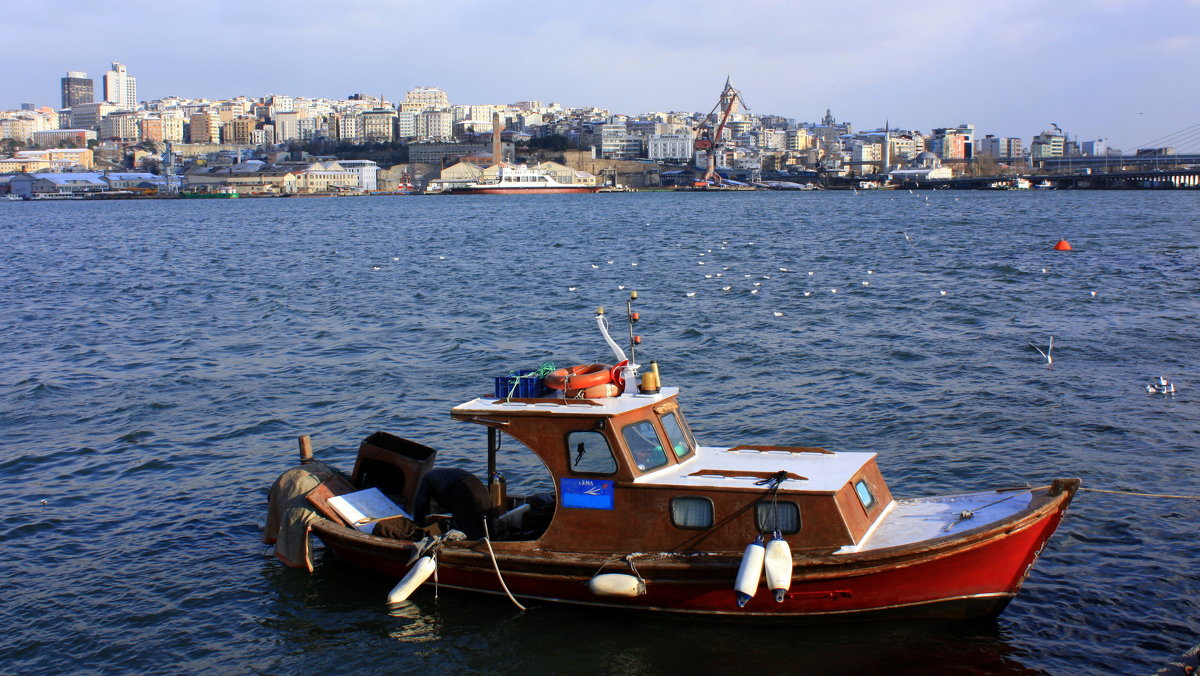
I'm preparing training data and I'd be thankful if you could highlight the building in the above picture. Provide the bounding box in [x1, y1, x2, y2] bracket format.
[335, 159, 379, 191]
[361, 109, 396, 142]
[977, 135, 1023, 162]
[61, 71, 94, 109]
[888, 151, 954, 183]
[30, 129, 97, 148]
[188, 112, 220, 144]
[103, 62, 137, 109]
[69, 102, 121, 131]
[647, 133, 694, 162]
[400, 87, 450, 113]
[415, 109, 453, 141]
[1031, 129, 1066, 161]
[99, 111, 140, 142]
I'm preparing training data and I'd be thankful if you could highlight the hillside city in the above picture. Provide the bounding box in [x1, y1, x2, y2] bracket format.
[0, 61, 1188, 197]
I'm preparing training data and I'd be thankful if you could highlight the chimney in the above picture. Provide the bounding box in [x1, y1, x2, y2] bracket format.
[492, 112, 503, 165]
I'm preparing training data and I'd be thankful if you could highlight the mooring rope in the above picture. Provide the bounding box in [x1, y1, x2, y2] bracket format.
[1079, 487, 1200, 500]
[480, 519, 526, 611]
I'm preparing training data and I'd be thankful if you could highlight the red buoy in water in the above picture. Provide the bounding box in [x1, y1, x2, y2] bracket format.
[1053, 239, 1072, 251]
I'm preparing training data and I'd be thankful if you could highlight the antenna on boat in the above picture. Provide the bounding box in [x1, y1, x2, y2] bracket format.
[596, 295, 641, 394]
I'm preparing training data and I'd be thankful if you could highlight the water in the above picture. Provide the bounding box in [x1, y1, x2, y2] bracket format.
[1, 191, 1197, 674]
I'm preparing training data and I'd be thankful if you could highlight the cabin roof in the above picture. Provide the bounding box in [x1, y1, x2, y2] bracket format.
[634, 445, 877, 493]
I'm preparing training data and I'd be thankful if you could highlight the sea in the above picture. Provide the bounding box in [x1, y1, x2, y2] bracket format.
[1, 190, 1197, 675]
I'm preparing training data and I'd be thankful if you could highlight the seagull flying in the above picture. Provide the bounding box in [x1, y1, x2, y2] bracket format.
[1030, 337, 1054, 369]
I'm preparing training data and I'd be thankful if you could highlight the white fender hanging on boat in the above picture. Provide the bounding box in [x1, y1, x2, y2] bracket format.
[734, 535, 766, 607]
[764, 531, 793, 603]
[387, 555, 436, 604]
[588, 573, 647, 597]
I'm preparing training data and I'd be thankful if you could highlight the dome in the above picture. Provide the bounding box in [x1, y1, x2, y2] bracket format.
[911, 151, 941, 168]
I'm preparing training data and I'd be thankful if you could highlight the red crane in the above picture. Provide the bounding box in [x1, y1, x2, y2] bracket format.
[693, 75, 748, 186]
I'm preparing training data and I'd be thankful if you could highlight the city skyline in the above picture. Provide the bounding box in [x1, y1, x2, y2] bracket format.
[6, 0, 1200, 150]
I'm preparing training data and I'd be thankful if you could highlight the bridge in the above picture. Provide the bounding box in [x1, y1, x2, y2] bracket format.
[893, 168, 1200, 190]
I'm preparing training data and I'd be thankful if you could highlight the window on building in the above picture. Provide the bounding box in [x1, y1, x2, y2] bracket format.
[566, 430, 616, 475]
[755, 501, 801, 534]
[622, 421, 668, 471]
[670, 496, 713, 529]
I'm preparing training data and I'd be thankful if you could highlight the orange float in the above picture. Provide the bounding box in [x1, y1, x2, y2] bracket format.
[1053, 240, 1072, 251]
[565, 382, 621, 399]
[545, 363, 613, 391]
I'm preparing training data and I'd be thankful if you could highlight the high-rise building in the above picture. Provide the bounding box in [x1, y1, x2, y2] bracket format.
[103, 62, 137, 109]
[61, 71, 94, 109]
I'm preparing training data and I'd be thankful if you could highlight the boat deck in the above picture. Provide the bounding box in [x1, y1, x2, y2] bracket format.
[840, 489, 1035, 553]
[636, 445, 876, 493]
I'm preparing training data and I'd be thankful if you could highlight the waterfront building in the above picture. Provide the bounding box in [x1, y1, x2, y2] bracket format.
[103, 62, 137, 109]
[647, 133, 694, 162]
[415, 109, 453, 141]
[335, 159, 379, 191]
[929, 126, 972, 160]
[61, 71, 94, 109]
[1081, 139, 1108, 157]
[889, 151, 954, 182]
[0, 108, 59, 143]
[977, 135, 1023, 162]
[1031, 129, 1066, 160]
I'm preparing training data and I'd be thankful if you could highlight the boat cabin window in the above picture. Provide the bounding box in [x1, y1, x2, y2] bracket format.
[566, 430, 617, 475]
[755, 501, 800, 534]
[660, 410, 694, 459]
[622, 420, 668, 471]
[854, 479, 877, 511]
[670, 496, 713, 529]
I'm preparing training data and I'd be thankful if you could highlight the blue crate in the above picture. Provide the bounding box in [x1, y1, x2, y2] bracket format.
[494, 370, 549, 399]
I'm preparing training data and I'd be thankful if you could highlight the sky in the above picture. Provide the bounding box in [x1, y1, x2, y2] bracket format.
[6, 0, 1200, 151]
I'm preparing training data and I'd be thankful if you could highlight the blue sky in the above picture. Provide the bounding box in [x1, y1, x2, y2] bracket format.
[6, 0, 1199, 150]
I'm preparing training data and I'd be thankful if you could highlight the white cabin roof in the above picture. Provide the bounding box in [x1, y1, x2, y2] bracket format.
[635, 445, 877, 493]
[453, 387, 680, 417]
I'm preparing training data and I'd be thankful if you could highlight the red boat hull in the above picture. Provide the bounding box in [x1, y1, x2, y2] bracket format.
[311, 481, 1075, 621]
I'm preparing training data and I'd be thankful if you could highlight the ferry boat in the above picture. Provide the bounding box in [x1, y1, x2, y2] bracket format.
[447, 164, 601, 195]
[265, 296, 1078, 621]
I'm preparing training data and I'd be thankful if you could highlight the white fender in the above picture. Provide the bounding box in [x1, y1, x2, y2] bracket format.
[764, 532, 793, 603]
[588, 573, 646, 597]
[734, 535, 766, 607]
[386, 555, 436, 604]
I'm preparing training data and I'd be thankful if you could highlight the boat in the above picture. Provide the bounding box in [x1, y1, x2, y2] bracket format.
[1033, 180, 1055, 190]
[264, 295, 1079, 621]
[447, 164, 601, 195]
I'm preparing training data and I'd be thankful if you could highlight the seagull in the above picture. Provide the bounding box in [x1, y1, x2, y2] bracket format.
[699, 253, 705, 257]
[567, 287, 576, 292]
[862, 281, 869, 286]
[372, 265, 381, 271]
[439, 256, 445, 260]
[618, 285, 626, 290]
[803, 291, 811, 297]
[773, 311, 784, 317]
[753, 282, 761, 286]
[607, 260, 614, 264]
[1090, 291, 1097, 297]
[591, 264, 599, 269]
[704, 274, 712, 279]
[1030, 337, 1054, 369]
[722, 286, 732, 291]
[744, 274, 752, 278]
[939, 290, 947, 296]
[830, 288, 838, 294]
[393, 257, 400, 261]
[631, 262, 638, 267]
[716, 273, 723, 277]
[698, 261, 705, 265]
[1041, 268, 1048, 274]
[751, 288, 759, 294]
[808, 271, 814, 276]
[686, 292, 696, 298]
[867, 270, 874, 274]
[779, 267, 789, 272]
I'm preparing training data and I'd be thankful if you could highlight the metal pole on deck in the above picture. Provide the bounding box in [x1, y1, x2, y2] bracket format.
[487, 426, 497, 488]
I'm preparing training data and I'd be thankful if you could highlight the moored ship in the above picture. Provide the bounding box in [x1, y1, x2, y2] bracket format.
[446, 164, 601, 194]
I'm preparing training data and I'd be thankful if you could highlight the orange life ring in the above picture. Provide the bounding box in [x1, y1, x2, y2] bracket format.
[566, 382, 621, 399]
[545, 363, 612, 390]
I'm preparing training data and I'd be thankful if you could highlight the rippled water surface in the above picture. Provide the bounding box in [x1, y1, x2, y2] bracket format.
[1, 191, 1197, 674]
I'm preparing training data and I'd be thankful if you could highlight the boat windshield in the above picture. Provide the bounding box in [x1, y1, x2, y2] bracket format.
[622, 421, 668, 472]
[660, 410, 694, 459]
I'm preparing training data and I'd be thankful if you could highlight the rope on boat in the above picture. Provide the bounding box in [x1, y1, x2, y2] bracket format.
[1079, 487, 1200, 500]
[480, 519, 526, 611]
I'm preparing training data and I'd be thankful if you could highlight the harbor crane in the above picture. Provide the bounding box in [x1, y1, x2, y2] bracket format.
[693, 75, 748, 186]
